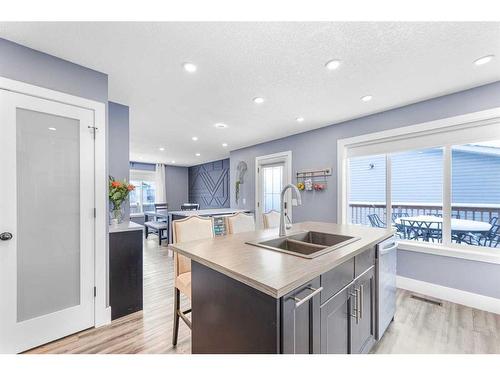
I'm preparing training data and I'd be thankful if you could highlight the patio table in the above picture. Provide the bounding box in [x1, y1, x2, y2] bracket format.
[395, 215, 491, 242]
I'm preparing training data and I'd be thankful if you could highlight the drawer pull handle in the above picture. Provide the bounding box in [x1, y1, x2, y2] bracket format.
[293, 286, 323, 308]
[359, 284, 364, 320]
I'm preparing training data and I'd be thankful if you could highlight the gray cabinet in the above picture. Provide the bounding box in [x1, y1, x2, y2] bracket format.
[281, 277, 321, 354]
[350, 266, 376, 354]
[320, 287, 351, 354]
[320, 266, 376, 354]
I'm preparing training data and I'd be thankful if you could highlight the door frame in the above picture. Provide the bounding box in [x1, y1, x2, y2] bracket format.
[0, 76, 110, 328]
[255, 151, 292, 229]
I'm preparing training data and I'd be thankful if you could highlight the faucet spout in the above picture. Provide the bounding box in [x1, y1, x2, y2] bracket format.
[279, 184, 302, 237]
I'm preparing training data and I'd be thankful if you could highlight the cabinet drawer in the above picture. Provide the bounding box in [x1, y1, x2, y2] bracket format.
[320, 258, 354, 303]
[354, 247, 375, 277]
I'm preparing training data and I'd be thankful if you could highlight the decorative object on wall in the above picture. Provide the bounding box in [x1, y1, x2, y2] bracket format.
[188, 159, 230, 209]
[235, 161, 248, 204]
[109, 176, 135, 225]
[296, 168, 331, 192]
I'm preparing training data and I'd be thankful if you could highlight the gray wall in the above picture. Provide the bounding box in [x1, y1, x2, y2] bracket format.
[0, 38, 108, 103]
[166, 165, 189, 211]
[230, 81, 500, 299]
[108, 102, 130, 219]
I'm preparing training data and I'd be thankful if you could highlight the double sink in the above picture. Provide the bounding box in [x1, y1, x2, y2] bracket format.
[247, 231, 361, 259]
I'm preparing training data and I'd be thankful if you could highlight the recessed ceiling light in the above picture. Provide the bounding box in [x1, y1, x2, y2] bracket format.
[139, 156, 144, 160]
[296, 117, 304, 123]
[48, 127, 56, 131]
[192, 136, 198, 141]
[195, 153, 201, 157]
[474, 55, 494, 66]
[214, 123, 228, 129]
[222, 143, 228, 147]
[325, 59, 341, 70]
[183, 62, 197, 73]
[159, 147, 165, 151]
[361, 95, 373, 102]
[253, 97, 265, 104]
[171, 160, 176, 164]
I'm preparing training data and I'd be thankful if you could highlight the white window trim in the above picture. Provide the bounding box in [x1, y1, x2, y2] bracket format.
[337, 107, 500, 265]
[0, 76, 110, 327]
[255, 151, 292, 229]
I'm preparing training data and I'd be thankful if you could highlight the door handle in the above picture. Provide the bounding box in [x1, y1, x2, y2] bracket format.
[292, 286, 323, 308]
[0, 232, 13, 241]
[359, 284, 364, 320]
[350, 288, 359, 324]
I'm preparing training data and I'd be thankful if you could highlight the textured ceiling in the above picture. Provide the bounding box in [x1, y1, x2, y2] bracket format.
[1, 22, 499, 166]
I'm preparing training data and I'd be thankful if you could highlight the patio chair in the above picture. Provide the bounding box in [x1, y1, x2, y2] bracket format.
[391, 213, 408, 238]
[462, 224, 500, 248]
[367, 214, 385, 228]
[489, 217, 498, 226]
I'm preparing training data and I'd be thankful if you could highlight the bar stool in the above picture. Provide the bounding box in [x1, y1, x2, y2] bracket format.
[263, 210, 280, 229]
[171, 215, 214, 346]
[226, 212, 255, 234]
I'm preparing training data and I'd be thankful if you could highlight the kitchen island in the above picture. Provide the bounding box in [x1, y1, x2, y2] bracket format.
[170, 221, 394, 354]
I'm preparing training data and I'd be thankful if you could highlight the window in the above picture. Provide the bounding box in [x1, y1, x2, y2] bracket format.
[339, 108, 500, 255]
[262, 164, 283, 213]
[451, 141, 500, 248]
[129, 170, 156, 214]
[348, 154, 386, 227]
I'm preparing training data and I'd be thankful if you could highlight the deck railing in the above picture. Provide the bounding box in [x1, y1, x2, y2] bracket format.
[349, 202, 500, 226]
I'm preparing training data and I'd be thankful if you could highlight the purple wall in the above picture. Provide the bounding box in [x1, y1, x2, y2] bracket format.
[230, 81, 500, 299]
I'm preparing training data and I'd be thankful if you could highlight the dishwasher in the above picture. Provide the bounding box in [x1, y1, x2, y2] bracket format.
[376, 236, 398, 340]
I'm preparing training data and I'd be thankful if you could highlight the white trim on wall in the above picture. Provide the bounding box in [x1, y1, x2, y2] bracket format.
[0, 76, 110, 327]
[397, 276, 500, 315]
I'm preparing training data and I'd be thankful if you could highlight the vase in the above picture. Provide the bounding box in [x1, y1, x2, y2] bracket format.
[111, 206, 123, 226]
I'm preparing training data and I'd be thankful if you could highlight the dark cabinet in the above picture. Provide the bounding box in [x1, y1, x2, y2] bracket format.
[281, 277, 321, 354]
[109, 229, 143, 320]
[350, 266, 376, 354]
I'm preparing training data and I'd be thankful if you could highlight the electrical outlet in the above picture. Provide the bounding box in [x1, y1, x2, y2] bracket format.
[242, 198, 246, 204]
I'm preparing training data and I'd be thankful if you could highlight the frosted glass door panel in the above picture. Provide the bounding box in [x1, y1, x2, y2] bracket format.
[16, 109, 81, 322]
[262, 164, 283, 213]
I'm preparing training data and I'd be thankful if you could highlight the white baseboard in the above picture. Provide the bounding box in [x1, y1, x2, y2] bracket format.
[396, 276, 500, 315]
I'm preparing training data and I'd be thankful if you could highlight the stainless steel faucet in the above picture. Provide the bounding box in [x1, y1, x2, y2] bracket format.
[279, 184, 302, 236]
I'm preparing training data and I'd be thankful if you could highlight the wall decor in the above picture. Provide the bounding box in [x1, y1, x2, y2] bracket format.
[235, 160, 248, 204]
[296, 168, 331, 192]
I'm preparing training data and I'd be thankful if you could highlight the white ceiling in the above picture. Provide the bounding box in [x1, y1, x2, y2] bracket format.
[1, 22, 499, 166]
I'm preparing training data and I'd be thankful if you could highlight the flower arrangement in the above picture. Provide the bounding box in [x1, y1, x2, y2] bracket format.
[109, 176, 135, 224]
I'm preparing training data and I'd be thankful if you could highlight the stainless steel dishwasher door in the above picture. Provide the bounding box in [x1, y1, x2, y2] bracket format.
[376, 236, 398, 340]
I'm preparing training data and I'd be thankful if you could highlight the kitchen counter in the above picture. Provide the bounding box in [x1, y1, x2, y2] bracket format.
[170, 221, 393, 298]
[109, 221, 144, 233]
[168, 208, 250, 217]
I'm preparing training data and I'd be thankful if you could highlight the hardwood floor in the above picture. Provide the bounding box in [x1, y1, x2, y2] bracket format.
[26, 235, 500, 354]
[372, 290, 500, 354]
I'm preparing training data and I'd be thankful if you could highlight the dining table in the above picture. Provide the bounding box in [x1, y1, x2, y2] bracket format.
[395, 215, 491, 243]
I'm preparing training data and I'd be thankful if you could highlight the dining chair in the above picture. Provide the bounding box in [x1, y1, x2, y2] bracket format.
[171, 215, 214, 346]
[226, 212, 255, 234]
[154, 202, 168, 211]
[263, 210, 280, 229]
[181, 203, 200, 211]
[367, 214, 385, 228]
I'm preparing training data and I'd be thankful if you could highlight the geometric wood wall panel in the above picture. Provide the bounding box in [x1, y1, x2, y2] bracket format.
[188, 158, 230, 209]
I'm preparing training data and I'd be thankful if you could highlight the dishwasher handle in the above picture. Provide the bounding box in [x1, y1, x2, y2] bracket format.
[378, 243, 398, 256]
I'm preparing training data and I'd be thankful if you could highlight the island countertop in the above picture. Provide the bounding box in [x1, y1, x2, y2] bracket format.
[170, 221, 394, 298]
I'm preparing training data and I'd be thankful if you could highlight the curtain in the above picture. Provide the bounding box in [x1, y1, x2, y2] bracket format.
[155, 163, 167, 204]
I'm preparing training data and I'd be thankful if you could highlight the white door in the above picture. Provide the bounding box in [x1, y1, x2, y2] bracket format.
[0, 90, 95, 353]
[255, 152, 292, 229]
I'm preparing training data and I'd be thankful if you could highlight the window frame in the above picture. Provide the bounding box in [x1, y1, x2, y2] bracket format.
[338, 107, 500, 264]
